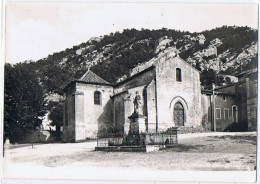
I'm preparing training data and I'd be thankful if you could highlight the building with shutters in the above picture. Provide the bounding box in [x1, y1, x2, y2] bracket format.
[62, 52, 257, 142]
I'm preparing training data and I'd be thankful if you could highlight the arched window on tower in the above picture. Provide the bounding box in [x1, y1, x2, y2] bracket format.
[176, 68, 182, 82]
[94, 91, 102, 105]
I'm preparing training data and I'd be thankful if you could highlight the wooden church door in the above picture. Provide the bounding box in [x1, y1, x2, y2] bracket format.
[174, 102, 184, 126]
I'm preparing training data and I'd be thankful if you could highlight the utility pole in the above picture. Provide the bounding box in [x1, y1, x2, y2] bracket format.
[212, 83, 216, 132]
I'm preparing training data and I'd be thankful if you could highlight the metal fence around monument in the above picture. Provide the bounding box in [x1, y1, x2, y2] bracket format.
[96, 130, 178, 147]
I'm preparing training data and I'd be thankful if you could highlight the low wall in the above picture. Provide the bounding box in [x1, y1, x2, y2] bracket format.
[16, 130, 59, 144]
[95, 145, 163, 152]
[96, 133, 178, 147]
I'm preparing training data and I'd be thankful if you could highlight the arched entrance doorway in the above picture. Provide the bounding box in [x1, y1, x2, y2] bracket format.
[174, 102, 184, 126]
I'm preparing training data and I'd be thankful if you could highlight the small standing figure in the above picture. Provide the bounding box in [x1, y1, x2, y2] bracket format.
[133, 91, 142, 114]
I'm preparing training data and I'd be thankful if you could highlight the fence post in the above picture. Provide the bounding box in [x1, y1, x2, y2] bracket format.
[162, 134, 164, 145]
[176, 130, 178, 145]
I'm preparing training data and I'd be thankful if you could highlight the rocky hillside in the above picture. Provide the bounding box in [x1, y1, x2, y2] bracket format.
[23, 27, 258, 95]
[4, 26, 258, 134]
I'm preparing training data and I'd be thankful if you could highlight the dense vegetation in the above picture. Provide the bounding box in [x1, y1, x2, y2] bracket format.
[201, 26, 257, 54]
[4, 26, 258, 142]
[4, 63, 46, 142]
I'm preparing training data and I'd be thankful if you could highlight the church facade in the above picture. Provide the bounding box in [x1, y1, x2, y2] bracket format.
[62, 53, 257, 142]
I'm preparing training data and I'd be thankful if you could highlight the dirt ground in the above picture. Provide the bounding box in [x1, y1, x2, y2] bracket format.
[3, 132, 256, 172]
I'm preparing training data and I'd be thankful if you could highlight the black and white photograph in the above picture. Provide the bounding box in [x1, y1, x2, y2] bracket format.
[1, 1, 258, 183]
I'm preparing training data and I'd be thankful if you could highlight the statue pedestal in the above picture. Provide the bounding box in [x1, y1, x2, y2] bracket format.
[128, 113, 147, 134]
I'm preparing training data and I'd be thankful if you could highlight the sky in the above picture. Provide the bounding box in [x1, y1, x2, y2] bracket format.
[5, 2, 258, 64]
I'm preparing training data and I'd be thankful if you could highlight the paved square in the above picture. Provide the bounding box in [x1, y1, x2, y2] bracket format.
[4, 132, 256, 171]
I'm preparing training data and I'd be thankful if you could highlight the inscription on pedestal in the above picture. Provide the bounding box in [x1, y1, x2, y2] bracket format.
[128, 113, 147, 134]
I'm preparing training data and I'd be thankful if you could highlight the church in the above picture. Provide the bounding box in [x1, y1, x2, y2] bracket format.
[62, 50, 257, 142]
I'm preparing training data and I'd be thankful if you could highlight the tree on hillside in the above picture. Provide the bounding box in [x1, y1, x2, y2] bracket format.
[200, 69, 224, 89]
[202, 26, 258, 54]
[4, 63, 47, 143]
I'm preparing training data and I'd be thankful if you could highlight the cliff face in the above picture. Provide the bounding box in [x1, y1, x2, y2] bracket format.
[19, 26, 257, 100]
[223, 42, 258, 71]
[119, 33, 257, 82]
[6, 26, 257, 130]
[5, 26, 257, 132]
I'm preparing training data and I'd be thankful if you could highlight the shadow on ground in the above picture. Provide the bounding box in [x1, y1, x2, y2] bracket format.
[213, 135, 257, 145]
[164, 144, 205, 152]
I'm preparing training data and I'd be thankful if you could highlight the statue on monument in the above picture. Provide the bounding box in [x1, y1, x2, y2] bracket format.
[128, 91, 146, 135]
[133, 91, 142, 115]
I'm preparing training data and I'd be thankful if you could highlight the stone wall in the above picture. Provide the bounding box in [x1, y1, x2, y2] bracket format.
[63, 83, 114, 141]
[16, 130, 57, 144]
[214, 94, 237, 131]
[63, 89, 75, 142]
[145, 80, 157, 132]
[74, 91, 85, 140]
[247, 99, 257, 131]
[113, 85, 148, 134]
[155, 57, 202, 131]
[246, 76, 257, 131]
[113, 68, 156, 134]
[113, 93, 126, 134]
[114, 67, 155, 94]
[236, 82, 248, 125]
[76, 83, 114, 139]
[201, 94, 212, 130]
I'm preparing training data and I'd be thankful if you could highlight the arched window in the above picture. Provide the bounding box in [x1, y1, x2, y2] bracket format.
[176, 68, 182, 82]
[232, 105, 238, 122]
[94, 91, 102, 105]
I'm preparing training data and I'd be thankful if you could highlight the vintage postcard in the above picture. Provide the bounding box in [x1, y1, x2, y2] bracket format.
[1, 1, 258, 183]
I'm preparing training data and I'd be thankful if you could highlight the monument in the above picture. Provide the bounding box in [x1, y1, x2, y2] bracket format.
[128, 91, 147, 134]
[95, 91, 178, 151]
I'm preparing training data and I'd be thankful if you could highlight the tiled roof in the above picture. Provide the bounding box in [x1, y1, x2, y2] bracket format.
[80, 70, 111, 85]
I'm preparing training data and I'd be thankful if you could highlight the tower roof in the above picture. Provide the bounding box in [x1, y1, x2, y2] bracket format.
[80, 70, 111, 85]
